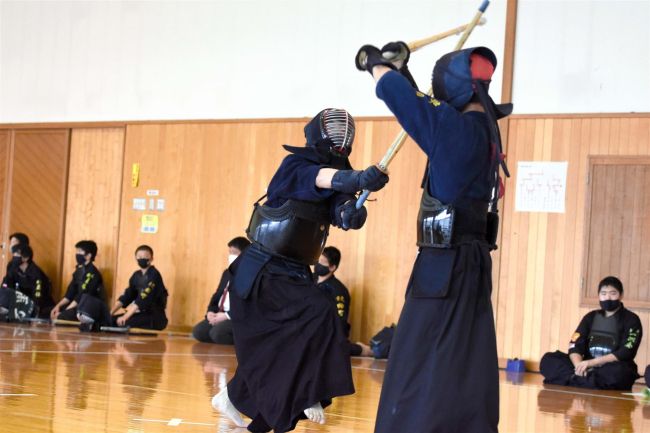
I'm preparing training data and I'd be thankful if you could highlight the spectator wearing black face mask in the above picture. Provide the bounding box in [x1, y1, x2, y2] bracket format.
[2, 244, 54, 318]
[110, 245, 168, 330]
[51, 240, 107, 322]
[540, 276, 642, 390]
[315, 246, 372, 357]
[5, 232, 29, 275]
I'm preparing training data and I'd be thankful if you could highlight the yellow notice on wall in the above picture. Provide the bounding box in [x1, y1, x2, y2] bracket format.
[132, 163, 140, 187]
[141, 214, 158, 234]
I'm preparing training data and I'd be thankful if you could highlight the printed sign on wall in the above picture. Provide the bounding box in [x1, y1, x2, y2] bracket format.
[515, 161, 568, 213]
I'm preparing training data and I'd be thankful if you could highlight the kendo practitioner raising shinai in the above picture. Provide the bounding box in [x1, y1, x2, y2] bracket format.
[211, 108, 389, 433]
[356, 41, 512, 432]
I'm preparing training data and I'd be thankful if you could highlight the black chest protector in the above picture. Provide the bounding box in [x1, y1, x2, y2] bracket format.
[246, 199, 330, 265]
[588, 313, 619, 358]
[417, 180, 489, 248]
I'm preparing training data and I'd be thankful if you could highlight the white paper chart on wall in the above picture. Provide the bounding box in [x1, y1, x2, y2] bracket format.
[514, 161, 568, 213]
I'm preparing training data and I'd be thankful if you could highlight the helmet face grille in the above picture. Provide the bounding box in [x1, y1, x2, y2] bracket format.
[321, 109, 355, 155]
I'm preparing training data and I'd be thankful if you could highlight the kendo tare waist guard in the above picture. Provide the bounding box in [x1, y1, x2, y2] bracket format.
[246, 197, 331, 265]
[416, 178, 490, 248]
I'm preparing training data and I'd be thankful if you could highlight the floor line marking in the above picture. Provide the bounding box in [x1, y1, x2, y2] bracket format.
[133, 418, 216, 427]
[0, 393, 36, 396]
[506, 382, 643, 401]
[0, 349, 237, 356]
[0, 382, 27, 388]
[0, 338, 145, 344]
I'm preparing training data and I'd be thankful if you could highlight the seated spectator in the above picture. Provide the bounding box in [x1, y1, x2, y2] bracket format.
[110, 245, 168, 330]
[540, 276, 642, 390]
[5, 232, 30, 276]
[315, 246, 372, 357]
[192, 237, 250, 344]
[2, 244, 54, 318]
[50, 240, 107, 323]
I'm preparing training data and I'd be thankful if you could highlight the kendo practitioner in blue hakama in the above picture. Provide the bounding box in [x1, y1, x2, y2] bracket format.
[356, 42, 512, 433]
[212, 108, 389, 433]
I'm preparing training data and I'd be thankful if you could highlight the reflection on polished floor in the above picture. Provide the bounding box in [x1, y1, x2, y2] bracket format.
[0, 323, 648, 433]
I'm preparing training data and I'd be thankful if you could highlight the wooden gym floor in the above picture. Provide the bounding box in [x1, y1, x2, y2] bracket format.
[1, 323, 650, 433]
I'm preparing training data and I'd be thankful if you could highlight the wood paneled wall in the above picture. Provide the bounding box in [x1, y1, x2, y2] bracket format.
[0, 131, 10, 266]
[61, 128, 125, 300]
[496, 116, 650, 369]
[8, 114, 650, 369]
[8, 130, 70, 292]
[112, 121, 426, 332]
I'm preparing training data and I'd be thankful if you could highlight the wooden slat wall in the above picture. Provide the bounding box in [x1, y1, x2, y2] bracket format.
[9, 114, 649, 364]
[113, 121, 427, 332]
[61, 128, 125, 300]
[8, 130, 70, 293]
[0, 131, 10, 269]
[496, 116, 650, 369]
[583, 159, 650, 308]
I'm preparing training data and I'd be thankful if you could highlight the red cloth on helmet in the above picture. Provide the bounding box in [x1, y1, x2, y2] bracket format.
[470, 53, 495, 80]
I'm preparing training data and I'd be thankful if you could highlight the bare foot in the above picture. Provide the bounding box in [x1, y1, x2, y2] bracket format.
[212, 387, 246, 427]
[357, 342, 373, 357]
[304, 402, 326, 425]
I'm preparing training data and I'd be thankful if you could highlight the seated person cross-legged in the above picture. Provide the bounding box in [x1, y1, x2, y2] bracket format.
[50, 240, 107, 324]
[193, 237, 250, 345]
[2, 244, 55, 319]
[110, 245, 169, 330]
[540, 276, 642, 390]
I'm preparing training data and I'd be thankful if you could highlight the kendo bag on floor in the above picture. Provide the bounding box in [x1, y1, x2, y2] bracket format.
[370, 324, 396, 359]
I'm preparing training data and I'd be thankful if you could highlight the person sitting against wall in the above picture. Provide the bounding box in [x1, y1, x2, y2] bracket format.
[2, 244, 54, 318]
[51, 240, 108, 324]
[540, 276, 642, 390]
[192, 237, 250, 344]
[110, 245, 168, 330]
[315, 246, 372, 357]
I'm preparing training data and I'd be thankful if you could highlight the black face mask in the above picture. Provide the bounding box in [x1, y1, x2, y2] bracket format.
[11, 256, 23, 267]
[314, 263, 331, 277]
[137, 258, 150, 269]
[75, 253, 86, 265]
[600, 299, 621, 312]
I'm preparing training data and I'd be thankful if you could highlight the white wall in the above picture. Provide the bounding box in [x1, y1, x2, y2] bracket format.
[0, 0, 506, 122]
[513, 0, 650, 114]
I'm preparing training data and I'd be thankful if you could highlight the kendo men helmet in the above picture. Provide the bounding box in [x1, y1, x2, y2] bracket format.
[304, 108, 355, 157]
[431, 46, 497, 109]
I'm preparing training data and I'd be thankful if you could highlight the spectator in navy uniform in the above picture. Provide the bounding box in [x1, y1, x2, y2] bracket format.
[110, 245, 168, 330]
[2, 244, 54, 318]
[51, 240, 107, 322]
[541, 276, 642, 390]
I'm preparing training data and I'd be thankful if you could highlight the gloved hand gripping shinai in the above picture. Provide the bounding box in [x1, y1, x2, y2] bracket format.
[335, 200, 368, 230]
[331, 165, 389, 194]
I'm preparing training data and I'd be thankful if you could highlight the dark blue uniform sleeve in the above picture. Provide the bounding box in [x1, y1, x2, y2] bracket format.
[613, 312, 642, 362]
[119, 273, 139, 306]
[266, 154, 336, 206]
[375, 71, 448, 157]
[376, 71, 493, 203]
